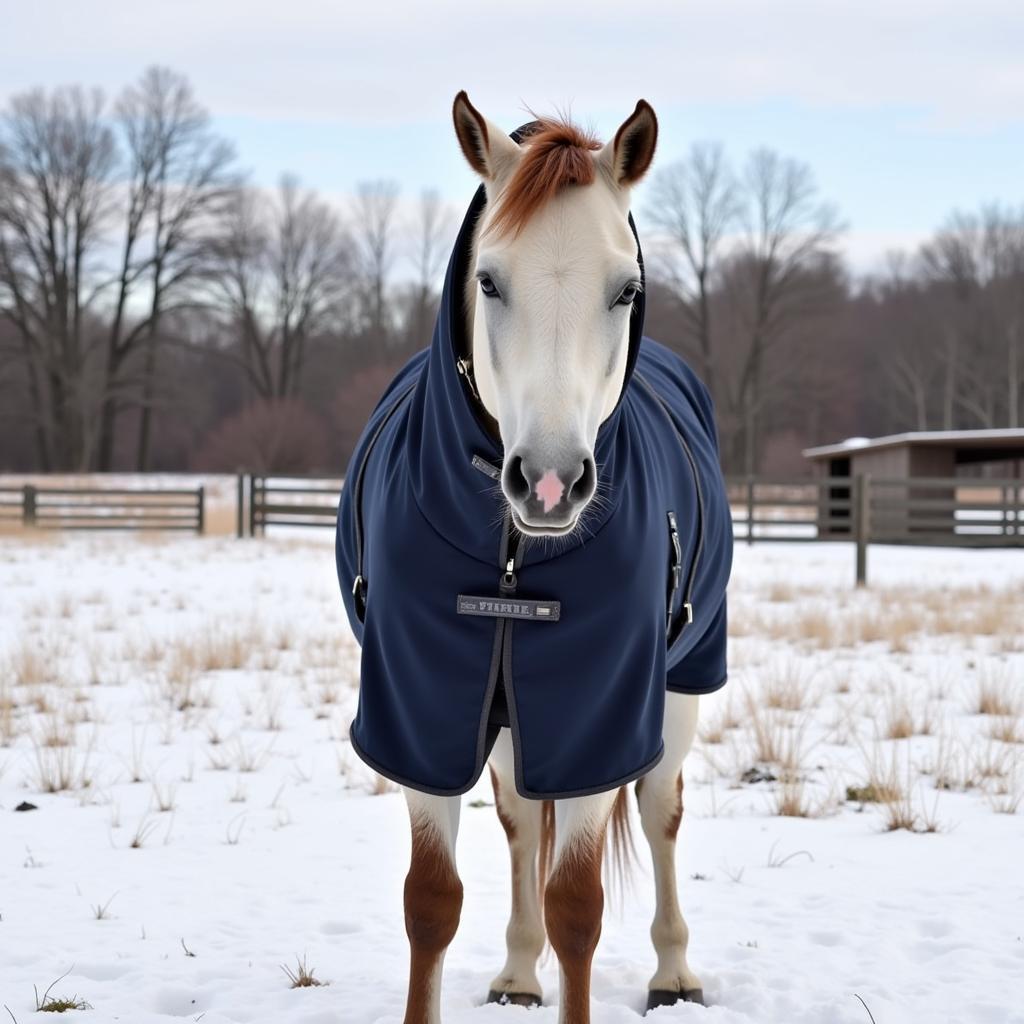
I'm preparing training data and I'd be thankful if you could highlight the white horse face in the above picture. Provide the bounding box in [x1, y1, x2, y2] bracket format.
[453, 94, 658, 537]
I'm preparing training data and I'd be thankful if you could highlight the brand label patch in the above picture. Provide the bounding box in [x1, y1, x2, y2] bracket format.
[457, 595, 561, 622]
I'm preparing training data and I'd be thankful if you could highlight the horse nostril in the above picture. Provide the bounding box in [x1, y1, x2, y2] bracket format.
[503, 454, 531, 503]
[568, 458, 596, 504]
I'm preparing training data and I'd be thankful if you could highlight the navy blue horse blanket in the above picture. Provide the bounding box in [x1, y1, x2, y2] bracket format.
[336, 187, 733, 799]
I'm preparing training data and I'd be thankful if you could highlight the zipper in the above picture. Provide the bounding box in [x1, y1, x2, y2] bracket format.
[633, 372, 705, 649]
[667, 511, 683, 631]
[489, 512, 527, 737]
[501, 529, 521, 594]
[351, 381, 417, 621]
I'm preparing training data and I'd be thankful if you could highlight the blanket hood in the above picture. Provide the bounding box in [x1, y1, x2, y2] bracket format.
[405, 125, 648, 565]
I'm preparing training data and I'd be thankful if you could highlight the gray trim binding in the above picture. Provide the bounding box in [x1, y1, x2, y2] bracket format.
[666, 673, 728, 696]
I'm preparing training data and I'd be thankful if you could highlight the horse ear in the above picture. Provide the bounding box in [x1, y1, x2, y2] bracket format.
[601, 99, 658, 187]
[452, 91, 520, 182]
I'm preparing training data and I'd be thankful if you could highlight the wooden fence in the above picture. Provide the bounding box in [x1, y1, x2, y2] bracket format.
[240, 474, 343, 537]
[0, 483, 205, 533]
[727, 474, 1024, 583]
[5, 473, 1016, 586]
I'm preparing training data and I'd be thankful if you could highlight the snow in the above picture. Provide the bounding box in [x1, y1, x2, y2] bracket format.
[1, 533, 1023, 1023]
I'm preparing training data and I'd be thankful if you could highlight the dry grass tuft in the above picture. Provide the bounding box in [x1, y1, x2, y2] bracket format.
[987, 715, 1024, 744]
[282, 954, 328, 988]
[196, 626, 254, 672]
[974, 668, 1020, 717]
[698, 696, 740, 745]
[762, 663, 813, 712]
[36, 710, 75, 748]
[971, 741, 1019, 783]
[848, 737, 910, 807]
[0, 680, 17, 745]
[986, 770, 1023, 814]
[745, 693, 809, 772]
[766, 581, 795, 603]
[231, 737, 272, 773]
[31, 741, 93, 794]
[857, 601, 920, 652]
[773, 773, 811, 817]
[792, 606, 838, 648]
[863, 743, 945, 833]
[129, 816, 159, 849]
[151, 780, 178, 813]
[10, 641, 48, 687]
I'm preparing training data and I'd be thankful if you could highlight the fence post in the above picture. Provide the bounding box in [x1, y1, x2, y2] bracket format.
[23, 484, 36, 527]
[854, 473, 871, 586]
[249, 475, 258, 538]
[236, 473, 245, 539]
[746, 475, 755, 545]
[196, 486, 205, 535]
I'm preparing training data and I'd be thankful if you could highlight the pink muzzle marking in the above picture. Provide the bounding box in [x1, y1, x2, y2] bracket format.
[535, 470, 565, 513]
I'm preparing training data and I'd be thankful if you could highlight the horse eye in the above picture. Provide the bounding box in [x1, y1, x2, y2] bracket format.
[615, 283, 639, 306]
[479, 275, 499, 298]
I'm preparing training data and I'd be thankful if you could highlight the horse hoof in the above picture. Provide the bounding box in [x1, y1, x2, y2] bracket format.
[645, 988, 704, 1013]
[487, 990, 543, 1007]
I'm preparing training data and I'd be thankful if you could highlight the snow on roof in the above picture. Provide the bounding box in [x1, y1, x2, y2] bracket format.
[803, 428, 1024, 459]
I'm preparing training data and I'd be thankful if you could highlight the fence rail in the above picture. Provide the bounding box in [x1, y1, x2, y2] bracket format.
[726, 474, 1023, 582]
[242, 474, 343, 537]
[0, 483, 205, 533]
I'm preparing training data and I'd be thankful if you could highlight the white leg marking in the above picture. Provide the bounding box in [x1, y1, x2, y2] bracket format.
[638, 692, 703, 996]
[487, 730, 545, 1000]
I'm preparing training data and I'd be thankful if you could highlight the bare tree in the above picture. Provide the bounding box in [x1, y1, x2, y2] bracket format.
[871, 255, 940, 431]
[921, 205, 1024, 429]
[352, 179, 399, 340]
[212, 176, 352, 399]
[727, 148, 843, 474]
[406, 189, 453, 346]
[97, 66, 238, 470]
[0, 86, 116, 470]
[645, 143, 740, 397]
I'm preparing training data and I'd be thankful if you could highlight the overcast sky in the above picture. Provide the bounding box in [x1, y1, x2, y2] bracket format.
[3, 0, 1022, 273]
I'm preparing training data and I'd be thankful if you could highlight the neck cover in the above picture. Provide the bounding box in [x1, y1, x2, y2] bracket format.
[336, 183, 733, 799]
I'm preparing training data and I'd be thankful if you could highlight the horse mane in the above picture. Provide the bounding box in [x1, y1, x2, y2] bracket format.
[488, 116, 602, 239]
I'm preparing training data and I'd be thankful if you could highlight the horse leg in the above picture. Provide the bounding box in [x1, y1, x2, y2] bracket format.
[485, 729, 546, 1006]
[401, 787, 463, 1024]
[546, 789, 618, 1024]
[637, 691, 704, 1012]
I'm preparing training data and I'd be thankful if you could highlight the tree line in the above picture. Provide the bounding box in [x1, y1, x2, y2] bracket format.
[1, 68, 1021, 476]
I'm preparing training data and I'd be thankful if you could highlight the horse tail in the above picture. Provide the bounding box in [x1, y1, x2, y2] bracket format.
[538, 799, 556, 914]
[605, 785, 637, 908]
[536, 786, 636, 925]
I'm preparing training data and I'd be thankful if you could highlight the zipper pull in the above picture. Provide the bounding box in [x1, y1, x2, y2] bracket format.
[667, 512, 683, 592]
[501, 555, 516, 592]
[456, 358, 481, 403]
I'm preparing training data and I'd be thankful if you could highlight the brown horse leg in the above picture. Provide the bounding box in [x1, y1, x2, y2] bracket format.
[544, 791, 617, 1024]
[401, 790, 463, 1024]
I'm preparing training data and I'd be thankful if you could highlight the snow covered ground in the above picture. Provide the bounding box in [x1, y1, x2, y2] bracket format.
[1, 533, 1022, 1023]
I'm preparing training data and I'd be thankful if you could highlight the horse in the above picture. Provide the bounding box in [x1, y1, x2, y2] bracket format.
[336, 91, 733, 1023]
